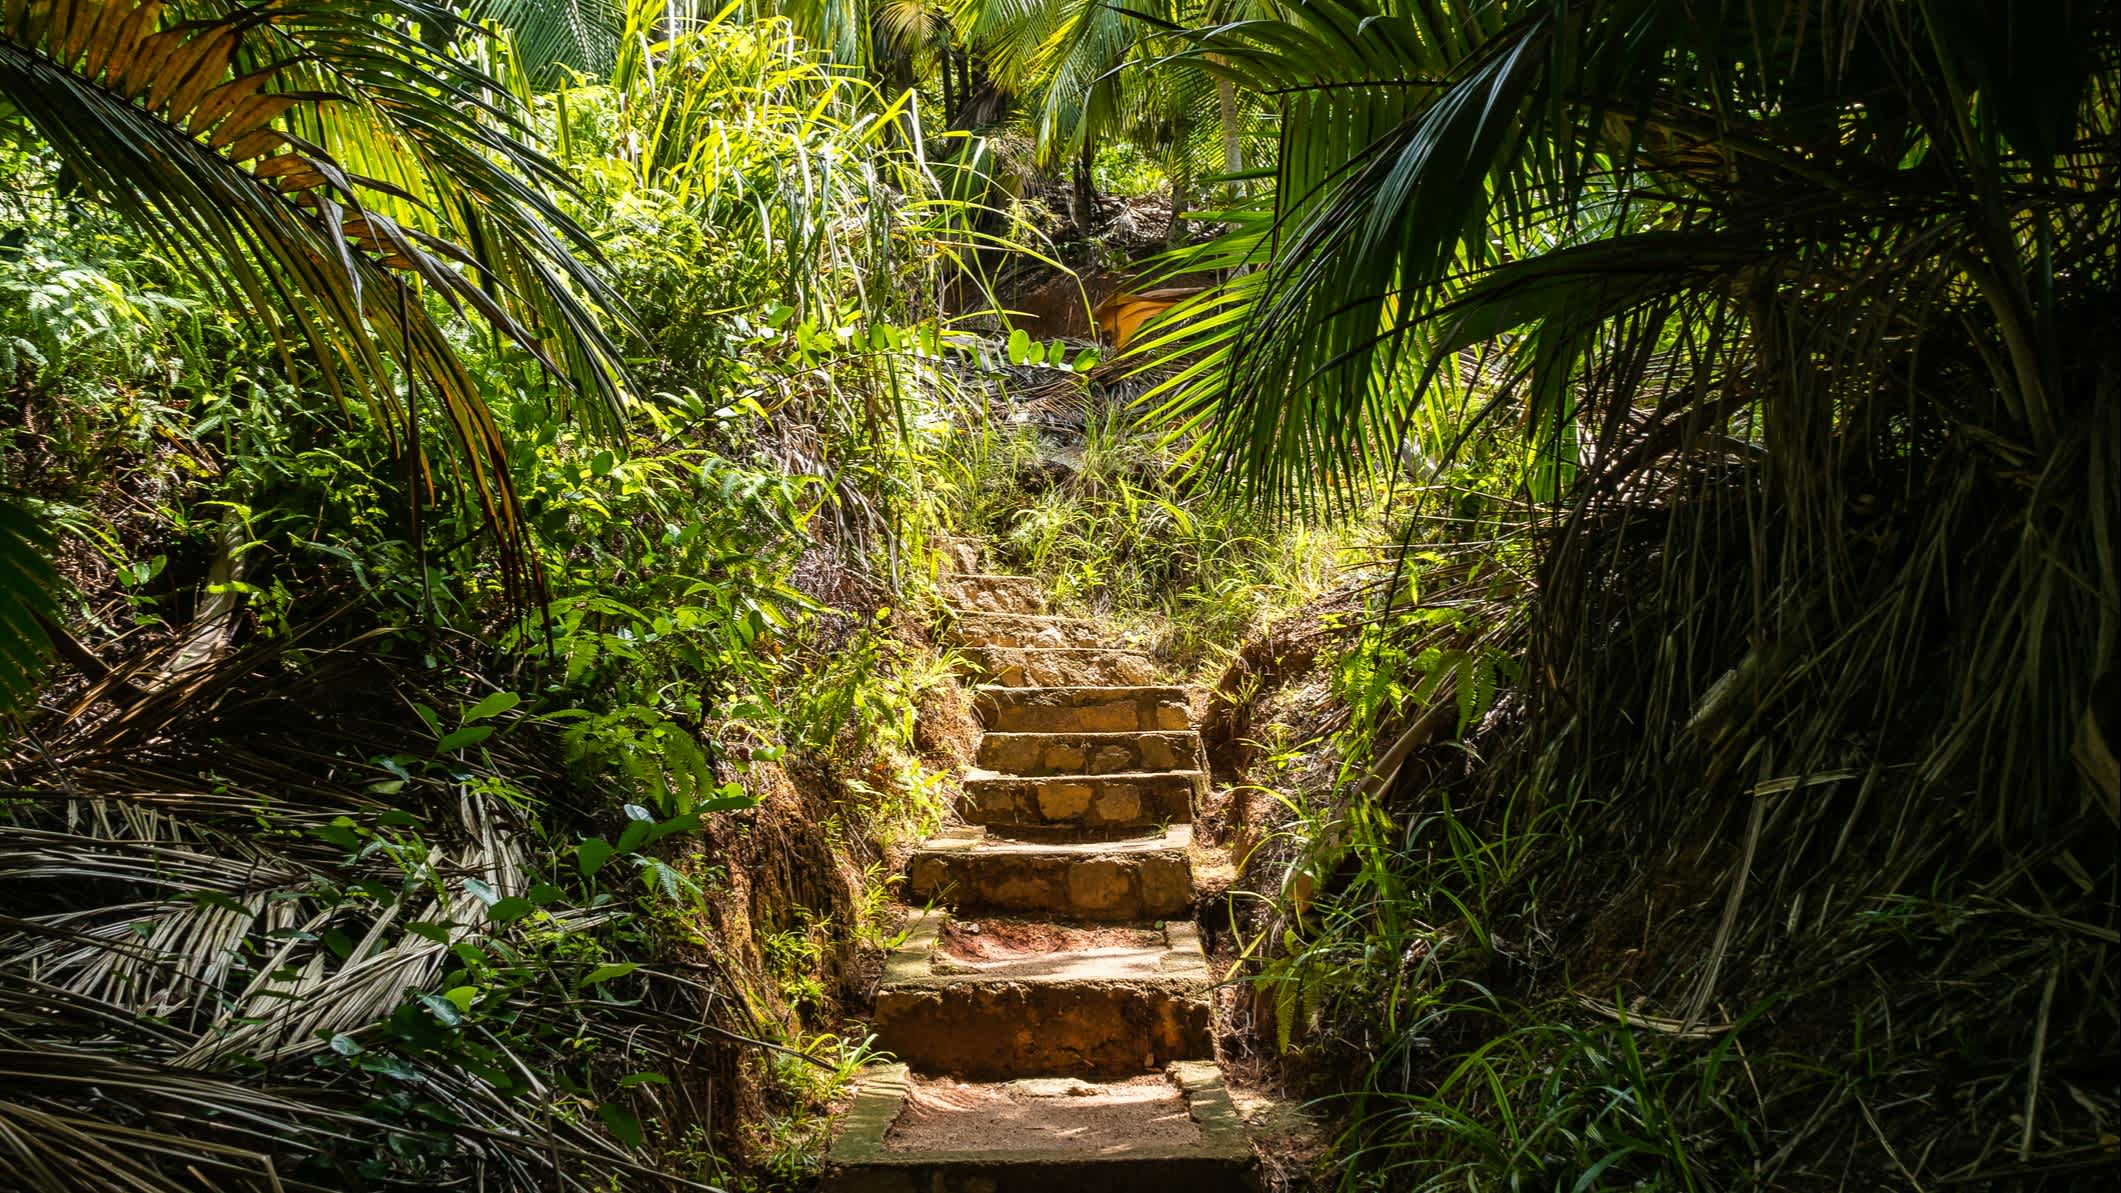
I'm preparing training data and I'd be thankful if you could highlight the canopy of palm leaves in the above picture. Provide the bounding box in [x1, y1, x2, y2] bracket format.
[0, 0, 635, 710]
[1131, 0, 2118, 1179]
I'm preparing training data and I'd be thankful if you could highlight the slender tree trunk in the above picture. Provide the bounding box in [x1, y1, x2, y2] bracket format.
[1166, 141, 1192, 246]
[1217, 76, 1243, 200]
[951, 55, 1005, 131]
[940, 45, 956, 123]
[1071, 141, 1098, 231]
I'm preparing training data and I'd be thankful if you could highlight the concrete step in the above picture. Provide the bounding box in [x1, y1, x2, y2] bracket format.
[961, 769, 1199, 831]
[978, 730, 1206, 777]
[908, 825, 1194, 921]
[826, 1061, 1256, 1191]
[871, 912, 1213, 1079]
[974, 685, 1191, 734]
[948, 612, 1108, 649]
[942, 573, 1046, 614]
[967, 645, 1158, 688]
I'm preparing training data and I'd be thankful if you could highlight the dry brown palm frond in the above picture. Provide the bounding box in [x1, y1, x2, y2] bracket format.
[1, 623, 726, 1190]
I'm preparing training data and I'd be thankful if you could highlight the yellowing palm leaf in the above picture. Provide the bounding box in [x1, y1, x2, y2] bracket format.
[0, 0, 635, 709]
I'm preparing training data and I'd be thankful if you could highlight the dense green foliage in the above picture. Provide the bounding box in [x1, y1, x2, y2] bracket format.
[0, 4, 1007, 1188]
[1142, 1, 2120, 1188]
[2, 0, 2114, 1190]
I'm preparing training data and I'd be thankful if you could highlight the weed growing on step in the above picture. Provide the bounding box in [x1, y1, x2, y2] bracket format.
[947, 399, 1355, 679]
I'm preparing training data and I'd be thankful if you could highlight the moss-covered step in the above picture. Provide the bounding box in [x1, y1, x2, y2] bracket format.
[870, 912, 1213, 1079]
[907, 825, 1194, 921]
[973, 685, 1190, 734]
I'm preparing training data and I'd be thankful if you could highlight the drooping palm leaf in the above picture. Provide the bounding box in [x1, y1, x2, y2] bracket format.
[0, 0, 633, 691]
[0, 495, 59, 713]
[0, 622, 726, 1190]
[1136, 1, 2120, 1181]
[470, 0, 624, 83]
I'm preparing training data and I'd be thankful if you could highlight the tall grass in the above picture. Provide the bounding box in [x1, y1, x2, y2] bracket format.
[1146, 3, 2118, 1186]
[947, 393, 1348, 674]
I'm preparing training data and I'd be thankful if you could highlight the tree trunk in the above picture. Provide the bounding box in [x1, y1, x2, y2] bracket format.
[1071, 141, 1098, 231]
[1166, 159, 1192, 246]
[1217, 76, 1243, 199]
[940, 46, 956, 123]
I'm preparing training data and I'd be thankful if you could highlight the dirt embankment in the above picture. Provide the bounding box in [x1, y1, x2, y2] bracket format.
[667, 554, 983, 1168]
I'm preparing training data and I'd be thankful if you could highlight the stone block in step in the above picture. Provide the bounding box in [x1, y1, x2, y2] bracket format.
[978, 730, 1207, 776]
[907, 825, 1194, 921]
[871, 911, 1213, 1079]
[948, 612, 1107, 649]
[974, 684, 1191, 734]
[967, 645, 1158, 687]
[824, 1060, 1256, 1192]
[941, 573, 1046, 614]
[932, 536, 983, 576]
[961, 769, 1200, 831]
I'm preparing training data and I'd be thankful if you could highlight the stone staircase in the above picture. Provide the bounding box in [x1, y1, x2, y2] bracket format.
[825, 540, 1256, 1191]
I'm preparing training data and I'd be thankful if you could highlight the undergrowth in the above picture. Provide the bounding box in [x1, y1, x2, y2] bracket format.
[0, 7, 1012, 1189]
[946, 396, 1345, 677]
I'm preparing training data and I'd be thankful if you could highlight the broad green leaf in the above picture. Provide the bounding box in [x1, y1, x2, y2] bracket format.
[435, 724, 495, 753]
[462, 691, 521, 723]
[578, 962, 641, 988]
[578, 838, 617, 877]
[486, 897, 534, 923]
[598, 1101, 642, 1149]
[417, 993, 462, 1026]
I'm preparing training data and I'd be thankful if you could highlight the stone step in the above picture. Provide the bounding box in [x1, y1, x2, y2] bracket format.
[942, 573, 1046, 614]
[871, 912, 1213, 1079]
[978, 730, 1206, 777]
[974, 685, 1191, 734]
[961, 769, 1199, 831]
[948, 612, 1109, 649]
[826, 1061, 1256, 1192]
[908, 825, 1194, 921]
[932, 536, 984, 576]
[967, 645, 1158, 688]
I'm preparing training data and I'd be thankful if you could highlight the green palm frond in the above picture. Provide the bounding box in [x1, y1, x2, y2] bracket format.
[1132, 8, 2119, 1174]
[0, 0, 636, 704]
[471, 0, 623, 83]
[0, 495, 59, 714]
[1026, 0, 1140, 158]
[780, 0, 874, 68]
[1143, 0, 2115, 507]
[951, 0, 1063, 91]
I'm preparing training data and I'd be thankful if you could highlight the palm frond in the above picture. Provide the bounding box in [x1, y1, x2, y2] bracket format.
[1151, 1, 2121, 1181]
[0, 622, 724, 1189]
[0, 495, 58, 714]
[471, 0, 624, 83]
[0, 0, 632, 612]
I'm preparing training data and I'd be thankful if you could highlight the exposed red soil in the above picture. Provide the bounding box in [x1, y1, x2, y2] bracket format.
[937, 917, 1164, 961]
[884, 1073, 1201, 1155]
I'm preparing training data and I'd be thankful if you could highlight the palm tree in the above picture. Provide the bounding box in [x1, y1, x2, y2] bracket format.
[0, 0, 632, 711]
[964, 0, 1263, 231]
[1135, 0, 2118, 1180]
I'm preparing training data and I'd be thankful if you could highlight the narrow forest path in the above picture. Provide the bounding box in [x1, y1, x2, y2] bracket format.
[825, 538, 1259, 1190]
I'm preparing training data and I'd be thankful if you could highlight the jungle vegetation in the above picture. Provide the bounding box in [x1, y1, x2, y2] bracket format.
[0, 0, 2114, 1190]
